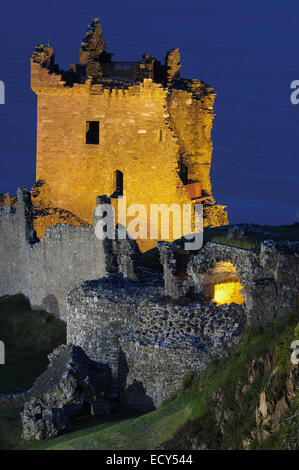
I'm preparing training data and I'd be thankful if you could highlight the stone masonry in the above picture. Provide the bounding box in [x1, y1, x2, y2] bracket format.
[1, 189, 298, 411]
[31, 17, 228, 251]
[0, 189, 138, 319]
[67, 271, 247, 410]
[66, 234, 298, 410]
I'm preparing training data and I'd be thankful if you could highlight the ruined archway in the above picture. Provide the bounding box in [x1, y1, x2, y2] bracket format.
[202, 261, 244, 306]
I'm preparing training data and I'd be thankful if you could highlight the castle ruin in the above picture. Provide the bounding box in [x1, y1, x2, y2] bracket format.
[0, 190, 298, 416]
[0, 18, 298, 439]
[31, 17, 228, 251]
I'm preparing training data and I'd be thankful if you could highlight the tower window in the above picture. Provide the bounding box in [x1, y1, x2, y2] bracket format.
[114, 170, 123, 196]
[159, 129, 163, 142]
[179, 161, 188, 185]
[86, 121, 99, 145]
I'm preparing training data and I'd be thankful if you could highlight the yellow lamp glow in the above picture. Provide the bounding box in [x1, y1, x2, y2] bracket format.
[212, 282, 244, 306]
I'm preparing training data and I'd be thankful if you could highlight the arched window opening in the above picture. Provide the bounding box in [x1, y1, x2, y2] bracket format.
[202, 261, 244, 306]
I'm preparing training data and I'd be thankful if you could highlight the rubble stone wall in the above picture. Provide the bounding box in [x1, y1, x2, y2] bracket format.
[159, 239, 299, 325]
[67, 272, 247, 410]
[66, 236, 298, 410]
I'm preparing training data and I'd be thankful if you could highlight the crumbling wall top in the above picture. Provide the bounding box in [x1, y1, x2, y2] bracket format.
[32, 45, 55, 68]
[165, 48, 181, 86]
[30, 17, 215, 91]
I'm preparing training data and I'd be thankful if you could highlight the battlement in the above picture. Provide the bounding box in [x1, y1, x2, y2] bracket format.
[31, 18, 212, 95]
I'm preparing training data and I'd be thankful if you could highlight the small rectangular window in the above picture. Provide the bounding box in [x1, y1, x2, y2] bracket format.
[179, 161, 188, 185]
[159, 129, 163, 142]
[86, 121, 99, 145]
[113, 170, 123, 196]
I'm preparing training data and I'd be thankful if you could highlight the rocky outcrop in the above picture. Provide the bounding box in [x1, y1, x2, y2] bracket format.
[253, 360, 299, 448]
[163, 340, 299, 451]
[213, 354, 299, 449]
[166, 48, 181, 85]
[21, 344, 111, 440]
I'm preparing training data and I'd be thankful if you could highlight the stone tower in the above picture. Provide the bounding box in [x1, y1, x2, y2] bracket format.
[31, 17, 228, 251]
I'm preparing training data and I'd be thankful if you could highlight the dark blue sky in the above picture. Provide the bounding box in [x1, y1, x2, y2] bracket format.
[0, 0, 298, 225]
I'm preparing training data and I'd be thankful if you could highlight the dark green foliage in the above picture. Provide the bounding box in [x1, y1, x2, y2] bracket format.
[204, 223, 299, 251]
[181, 371, 195, 391]
[0, 294, 66, 393]
[165, 310, 299, 450]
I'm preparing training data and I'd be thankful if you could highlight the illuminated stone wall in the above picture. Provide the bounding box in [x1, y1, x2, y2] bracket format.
[203, 261, 245, 305]
[33, 78, 187, 248]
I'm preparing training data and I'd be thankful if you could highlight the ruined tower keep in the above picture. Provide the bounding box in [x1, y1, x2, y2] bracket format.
[31, 17, 228, 251]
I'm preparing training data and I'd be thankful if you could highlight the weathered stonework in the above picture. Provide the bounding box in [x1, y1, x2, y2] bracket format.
[1, 16, 297, 440]
[0, 189, 137, 319]
[22, 344, 111, 440]
[1, 189, 298, 412]
[30, 17, 228, 251]
[160, 238, 299, 324]
[2, 189, 297, 412]
[1, 181, 90, 241]
[65, 231, 298, 410]
[66, 270, 247, 410]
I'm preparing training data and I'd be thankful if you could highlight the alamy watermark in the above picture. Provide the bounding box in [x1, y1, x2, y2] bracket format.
[290, 340, 299, 365]
[94, 197, 203, 250]
[0, 340, 5, 365]
[290, 80, 299, 105]
[0, 81, 4, 104]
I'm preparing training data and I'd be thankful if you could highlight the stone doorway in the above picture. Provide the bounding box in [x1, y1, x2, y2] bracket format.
[202, 261, 244, 306]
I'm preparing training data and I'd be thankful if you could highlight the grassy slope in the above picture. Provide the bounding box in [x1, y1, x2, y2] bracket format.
[1, 310, 295, 450]
[204, 223, 299, 251]
[165, 311, 299, 450]
[0, 396, 190, 450]
[51, 311, 299, 450]
[0, 294, 66, 394]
